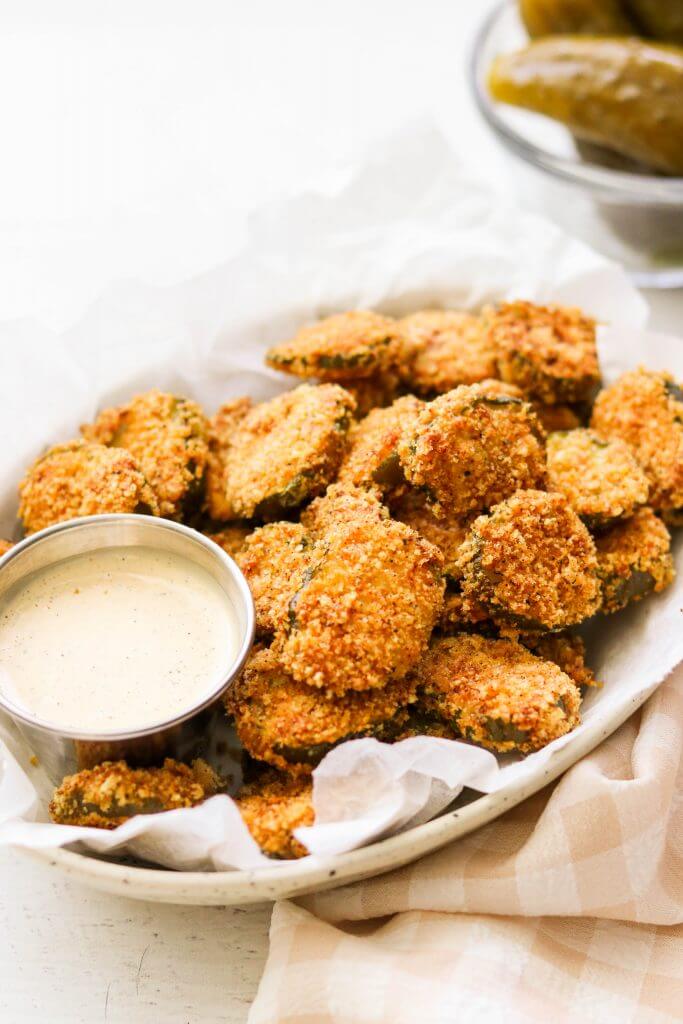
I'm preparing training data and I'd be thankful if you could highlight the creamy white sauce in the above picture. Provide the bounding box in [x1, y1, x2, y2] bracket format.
[0, 546, 239, 732]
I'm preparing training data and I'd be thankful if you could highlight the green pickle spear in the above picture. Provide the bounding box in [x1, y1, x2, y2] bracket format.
[519, 0, 635, 37]
[489, 37, 683, 175]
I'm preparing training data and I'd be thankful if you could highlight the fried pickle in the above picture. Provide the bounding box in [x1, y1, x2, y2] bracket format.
[221, 384, 355, 520]
[397, 383, 547, 517]
[49, 758, 219, 828]
[486, 301, 601, 404]
[591, 368, 683, 525]
[266, 311, 404, 381]
[397, 310, 499, 394]
[226, 646, 417, 774]
[457, 490, 601, 632]
[417, 634, 581, 754]
[19, 440, 159, 534]
[594, 507, 675, 614]
[83, 390, 210, 520]
[547, 428, 649, 528]
[279, 514, 444, 693]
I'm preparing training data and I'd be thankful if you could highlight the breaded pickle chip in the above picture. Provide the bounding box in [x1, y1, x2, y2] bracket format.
[266, 311, 404, 381]
[591, 369, 683, 525]
[594, 507, 675, 614]
[280, 515, 445, 693]
[486, 302, 601, 404]
[19, 440, 159, 534]
[300, 482, 388, 536]
[236, 522, 321, 636]
[344, 370, 403, 417]
[547, 428, 649, 528]
[535, 404, 582, 433]
[417, 634, 581, 754]
[397, 310, 498, 394]
[337, 395, 424, 492]
[397, 382, 547, 517]
[235, 771, 313, 859]
[83, 389, 210, 520]
[458, 490, 601, 631]
[391, 491, 472, 582]
[222, 384, 355, 520]
[203, 522, 252, 559]
[204, 397, 253, 522]
[49, 759, 219, 829]
[520, 631, 598, 690]
[226, 647, 417, 774]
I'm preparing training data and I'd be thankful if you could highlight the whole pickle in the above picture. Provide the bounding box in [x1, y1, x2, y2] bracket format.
[520, 0, 635, 37]
[626, 1, 683, 44]
[489, 37, 683, 175]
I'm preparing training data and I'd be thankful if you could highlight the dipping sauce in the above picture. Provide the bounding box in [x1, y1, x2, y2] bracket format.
[0, 545, 239, 732]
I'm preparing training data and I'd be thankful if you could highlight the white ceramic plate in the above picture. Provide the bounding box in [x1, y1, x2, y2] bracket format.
[3, 131, 679, 905]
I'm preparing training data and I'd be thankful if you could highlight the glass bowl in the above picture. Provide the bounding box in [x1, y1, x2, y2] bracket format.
[470, 0, 683, 288]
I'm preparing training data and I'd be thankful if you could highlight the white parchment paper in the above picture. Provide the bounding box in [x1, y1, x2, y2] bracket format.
[0, 127, 680, 869]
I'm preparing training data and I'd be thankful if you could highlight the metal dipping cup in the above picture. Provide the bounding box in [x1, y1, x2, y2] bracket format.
[0, 515, 255, 785]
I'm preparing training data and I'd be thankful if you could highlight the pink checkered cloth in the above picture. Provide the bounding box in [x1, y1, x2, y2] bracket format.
[249, 667, 683, 1023]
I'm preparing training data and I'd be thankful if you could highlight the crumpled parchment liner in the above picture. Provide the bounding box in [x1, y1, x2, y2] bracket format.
[0, 126, 680, 870]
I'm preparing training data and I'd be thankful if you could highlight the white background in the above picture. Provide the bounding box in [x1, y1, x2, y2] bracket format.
[0, 2, 681, 1022]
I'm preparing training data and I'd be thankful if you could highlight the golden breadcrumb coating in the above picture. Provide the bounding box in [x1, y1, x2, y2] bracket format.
[534, 404, 582, 433]
[19, 440, 159, 534]
[236, 522, 321, 636]
[458, 490, 601, 631]
[278, 515, 445, 693]
[203, 522, 252, 559]
[221, 384, 355, 520]
[344, 370, 404, 417]
[591, 369, 683, 524]
[547, 428, 649, 528]
[266, 311, 404, 381]
[337, 395, 424, 493]
[0, 539, 13, 556]
[82, 390, 210, 520]
[437, 589, 494, 634]
[226, 646, 417, 774]
[204, 397, 253, 521]
[417, 634, 581, 754]
[300, 482, 388, 535]
[391, 491, 472, 581]
[520, 631, 599, 690]
[397, 382, 547, 517]
[397, 310, 499, 394]
[486, 301, 601, 404]
[49, 758, 218, 829]
[236, 771, 313, 859]
[594, 507, 675, 614]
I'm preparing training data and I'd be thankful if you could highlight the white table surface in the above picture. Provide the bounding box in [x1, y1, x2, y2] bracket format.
[0, 2, 681, 1022]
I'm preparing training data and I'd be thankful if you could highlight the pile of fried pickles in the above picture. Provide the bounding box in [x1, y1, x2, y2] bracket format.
[14, 302, 681, 859]
[489, 0, 683, 175]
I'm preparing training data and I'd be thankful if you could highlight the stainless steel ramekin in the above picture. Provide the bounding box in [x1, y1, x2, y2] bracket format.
[0, 514, 255, 785]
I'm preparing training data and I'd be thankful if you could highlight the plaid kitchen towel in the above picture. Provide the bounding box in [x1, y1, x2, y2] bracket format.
[249, 666, 683, 1023]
